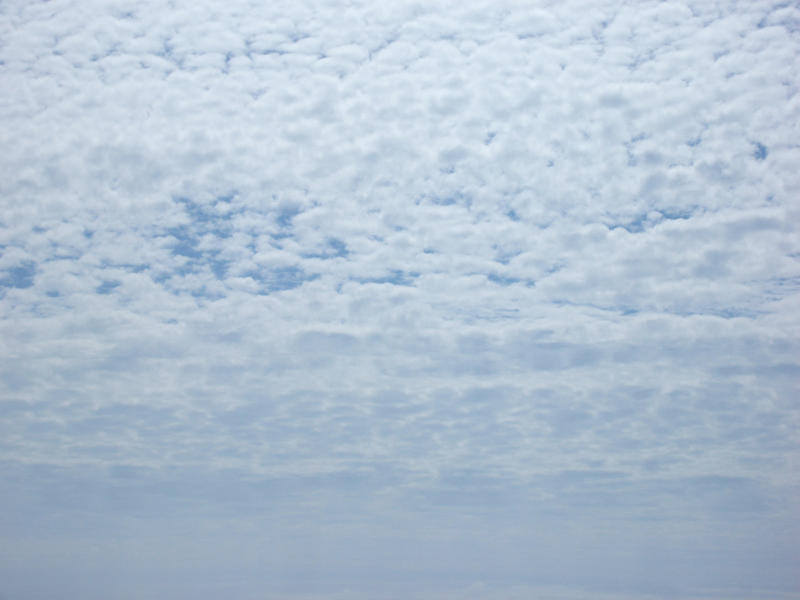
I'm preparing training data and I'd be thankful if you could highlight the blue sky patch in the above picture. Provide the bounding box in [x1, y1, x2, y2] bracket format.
[0, 261, 36, 288]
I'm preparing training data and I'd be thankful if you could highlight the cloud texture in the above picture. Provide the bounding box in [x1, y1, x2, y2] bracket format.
[1, 0, 799, 598]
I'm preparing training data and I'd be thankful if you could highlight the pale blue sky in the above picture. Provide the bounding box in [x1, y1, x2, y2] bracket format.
[1, 0, 799, 598]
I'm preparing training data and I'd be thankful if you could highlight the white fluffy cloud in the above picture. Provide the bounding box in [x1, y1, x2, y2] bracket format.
[1, 0, 799, 599]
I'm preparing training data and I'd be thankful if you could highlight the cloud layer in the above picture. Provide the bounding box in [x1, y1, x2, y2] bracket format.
[1, 0, 799, 598]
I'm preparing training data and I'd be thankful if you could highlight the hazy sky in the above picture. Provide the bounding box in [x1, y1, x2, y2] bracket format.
[1, 0, 799, 598]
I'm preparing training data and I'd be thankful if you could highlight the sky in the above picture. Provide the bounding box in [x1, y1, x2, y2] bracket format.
[1, 0, 799, 598]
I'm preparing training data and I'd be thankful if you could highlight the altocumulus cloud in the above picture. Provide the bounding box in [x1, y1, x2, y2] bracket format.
[1, 0, 799, 599]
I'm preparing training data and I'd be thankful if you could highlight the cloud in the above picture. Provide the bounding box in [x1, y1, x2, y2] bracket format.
[1, 0, 799, 598]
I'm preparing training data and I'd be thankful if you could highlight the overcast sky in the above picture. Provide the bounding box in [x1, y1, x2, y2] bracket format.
[1, 0, 799, 598]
